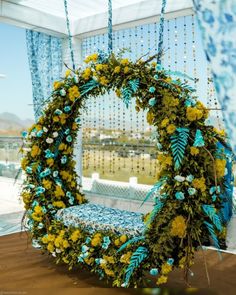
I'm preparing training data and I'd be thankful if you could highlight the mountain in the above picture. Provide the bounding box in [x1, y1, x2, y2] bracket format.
[0, 112, 34, 136]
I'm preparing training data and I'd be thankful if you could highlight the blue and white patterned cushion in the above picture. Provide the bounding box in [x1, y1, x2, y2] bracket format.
[55, 204, 145, 236]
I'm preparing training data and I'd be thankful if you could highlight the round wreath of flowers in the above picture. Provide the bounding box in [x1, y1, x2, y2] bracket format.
[21, 51, 232, 287]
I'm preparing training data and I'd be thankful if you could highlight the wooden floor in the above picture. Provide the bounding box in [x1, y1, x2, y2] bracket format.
[0, 232, 236, 295]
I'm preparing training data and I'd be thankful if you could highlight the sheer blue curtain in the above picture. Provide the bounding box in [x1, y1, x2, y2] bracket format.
[26, 30, 62, 120]
[193, 0, 236, 153]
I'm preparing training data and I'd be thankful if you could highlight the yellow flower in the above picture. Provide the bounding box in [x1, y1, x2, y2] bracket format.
[54, 236, 63, 248]
[84, 257, 94, 265]
[62, 239, 70, 248]
[76, 193, 84, 204]
[60, 171, 72, 181]
[114, 66, 121, 73]
[124, 66, 129, 74]
[166, 124, 176, 134]
[21, 158, 28, 170]
[46, 158, 54, 167]
[147, 111, 155, 124]
[91, 234, 102, 247]
[42, 179, 52, 190]
[121, 58, 129, 66]
[120, 252, 132, 264]
[53, 81, 63, 90]
[163, 96, 179, 107]
[84, 53, 98, 63]
[53, 201, 66, 208]
[70, 230, 81, 242]
[31, 145, 41, 157]
[53, 116, 60, 122]
[157, 154, 173, 168]
[59, 143, 67, 151]
[62, 257, 69, 264]
[186, 107, 203, 122]
[115, 89, 121, 97]
[114, 239, 120, 246]
[22, 192, 31, 208]
[104, 268, 115, 277]
[34, 205, 43, 214]
[47, 234, 56, 242]
[170, 215, 187, 238]
[215, 158, 226, 178]
[47, 242, 54, 253]
[213, 127, 226, 137]
[55, 185, 65, 198]
[161, 263, 172, 275]
[190, 146, 199, 156]
[65, 69, 71, 77]
[103, 255, 115, 264]
[161, 118, 169, 128]
[95, 64, 103, 71]
[60, 113, 68, 124]
[99, 76, 109, 86]
[41, 236, 48, 244]
[68, 85, 80, 102]
[192, 177, 206, 192]
[120, 235, 127, 243]
[157, 275, 168, 285]
[31, 213, 42, 222]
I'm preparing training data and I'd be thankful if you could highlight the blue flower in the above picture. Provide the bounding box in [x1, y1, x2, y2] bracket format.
[65, 128, 70, 135]
[26, 166, 32, 174]
[69, 197, 75, 205]
[150, 268, 159, 276]
[148, 98, 156, 106]
[64, 106, 71, 113]
[156, 64, 163, 71]
[54, 109, 63, 115]
[36, 186, 45, 195]
[154, 74, 159, 80]
[53, 171, 59, 177]
[45, 149, 54, 159]
[167, 258, 174, 265]
[212, 194, 217, 202]
[186, 175, 194, 182]
[188, 188, 196, 196]
[66, 191, 72, 198]
[81, 245, 89, 253]
[60, 89, 66, 96]
[36, 130, 44, 137]
[61, 155, 67, 164]
[66, 135, 72, 143]
[22, 131, 28, 138]
[149, 86, 156, 93]
[85, 237, 91, 244]
[175, 191, 185, 200]
[40, 168, 51, 178]
[102, 236, 111, 249]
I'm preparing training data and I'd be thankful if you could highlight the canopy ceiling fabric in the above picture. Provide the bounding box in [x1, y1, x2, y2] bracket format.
[0, 0, 193, 36]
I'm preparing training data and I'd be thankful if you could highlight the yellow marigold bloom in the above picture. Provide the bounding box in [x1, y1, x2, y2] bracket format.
[22, 192, 31, 207]
[70, 230, 81, 242]
[103, 255, 115, 264]
[104, 268, 115, 277]
[62, 257, 69, 264]
[121, 58, 129, 66]
[31, 213, 42, 222]
[34, 205, 43, 214]
[84, 53, 98, 63]
[120, 235, 127, 243]
[157, 275, 168, 285]
[124, 66, 129, 74]
[47, 234, 55, 242]
[65, 69, 71, 77]
[157, 154, 173, 168]
[170, 215, 187, 238]
[84, 257, 94, 265]
[59, 143, 67, 151]
[215, 158, 226, 178]
[186, 107, 203, 122]
[70, 181, 76, 188]
[62, 239, 70, 248]
[60, 113, 68, 124]
[46, 158, 54, 167]
[163, 96, 179, 107]
[53, 201, 66, 208]
[55, 185, 65, 198]
[76, 193, 84, 204]
[60, 170, 72, 181]
[114, 239, 120, 246]
[213, 127, 226, 137]
[147, 111, 155, 124]
[68, 85, 80, 102]
[192, 177, 206, 192]
[47, 242, 54, 253]
[95, 64, 103, 71]
[166, 124, 176, 134]
[114, 66, 121, 73]
[42, 179, 52, 190]
[161, 263, 172, 275]
[190, 146, 199, 156]
[161, 118, 169, 128]
[21, 158, 28, 170]
[53, 81, 63, 90]
[53, 116, 60, 122]
[91, 234, 101, 247]
[120, 252, 132, 264]
[72, 122, 78, 130]
[115, 89, 121, 97]
[31, 145, 41, 158]
[41, 236, 48, 244]
[99, 76, 109, 86]
[54, 236, 63, 248]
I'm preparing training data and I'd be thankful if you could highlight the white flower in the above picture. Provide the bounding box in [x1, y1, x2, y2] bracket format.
[56, 248, 61, 253]
[174, 175, 185, 182]
[52, 252, 56, 257]
[53, 132, 58, 138]
[60, 89, 66, 96]
[31, 132, 36, 137]
[100, 259, 106, 264]
[43, 127, 48, 132]
[46, 137, 54, 144]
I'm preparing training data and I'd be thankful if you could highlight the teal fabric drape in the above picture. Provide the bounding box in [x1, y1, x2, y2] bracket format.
[26, 30, 62, 120]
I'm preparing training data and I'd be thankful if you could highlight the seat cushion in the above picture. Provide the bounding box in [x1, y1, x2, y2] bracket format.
[55, 203, 145, 236]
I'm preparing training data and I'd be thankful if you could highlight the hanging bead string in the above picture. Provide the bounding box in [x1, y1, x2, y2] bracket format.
[64, 0, 76, 70]
[157, 0, 167, 63]
[108, 0, 113, 55]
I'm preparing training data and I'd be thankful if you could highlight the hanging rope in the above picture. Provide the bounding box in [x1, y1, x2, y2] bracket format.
[108, 0, 113, 55]
[64, 0, 76, 70]
[157, 0, 167, 64]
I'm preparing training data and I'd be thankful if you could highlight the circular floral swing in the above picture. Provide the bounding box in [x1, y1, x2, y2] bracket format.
[21, 0, 234, 288]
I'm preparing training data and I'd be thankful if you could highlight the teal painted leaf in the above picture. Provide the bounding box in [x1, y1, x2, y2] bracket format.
[80, 79, 99, 96]
[129, 79, 139, 92]
[202, 204, 222, 232]
[121, 87, 132, 108]
[124, 246, 148, 286]
[170, 127, 189, 170]
[117, 236, 145, 253]
[145, 197, 165, 227]
[193, 129, 205, 147]
[204, 221, 220, 249]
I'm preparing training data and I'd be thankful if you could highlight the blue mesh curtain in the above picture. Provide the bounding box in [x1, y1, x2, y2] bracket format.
[193, 0, 236, 154]
[26, 30, 62, 120]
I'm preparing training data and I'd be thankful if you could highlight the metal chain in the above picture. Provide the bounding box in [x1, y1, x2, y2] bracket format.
[157, 0, 167, 64]
[108, 0, 113, 55]
[64, 0, 76, 70]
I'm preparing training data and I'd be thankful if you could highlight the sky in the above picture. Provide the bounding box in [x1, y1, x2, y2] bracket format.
[0, 23, 34, 120]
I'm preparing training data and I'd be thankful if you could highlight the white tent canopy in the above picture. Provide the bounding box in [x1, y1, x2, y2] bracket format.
[0, 0, 193, 37]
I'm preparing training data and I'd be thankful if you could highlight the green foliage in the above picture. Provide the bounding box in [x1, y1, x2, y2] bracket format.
[170, 127, 189, 170]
